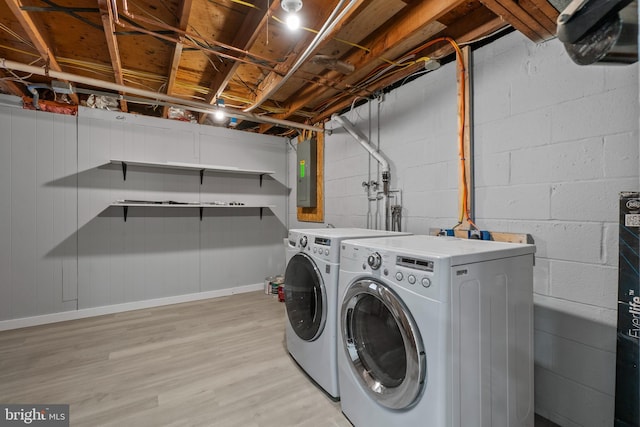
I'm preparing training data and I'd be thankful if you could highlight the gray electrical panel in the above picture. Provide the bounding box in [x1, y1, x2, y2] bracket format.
[297, 137, 317, 207]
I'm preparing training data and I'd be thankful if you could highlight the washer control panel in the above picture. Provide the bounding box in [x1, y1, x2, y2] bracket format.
[288, 232, 335, 262]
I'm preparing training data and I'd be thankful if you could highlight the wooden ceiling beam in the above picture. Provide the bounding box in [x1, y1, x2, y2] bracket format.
[163, 0, 194, 118]
[478, 0, 554, 42]
[519, 0, 558, 34]
[5, 0, 79, 104]
[247, 0, 368, 114]
[0, 70, 26, 97]
[311, 13, 508, 124]
[98, 0, 128, 112]
[197, 0, 281, 124]
[526, 0, 560, 22]
[259, 0, 462, 132]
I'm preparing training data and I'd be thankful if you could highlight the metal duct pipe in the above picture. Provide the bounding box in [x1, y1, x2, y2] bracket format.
[333, 113, 391, 230]
[244, 0, 357, 112]
[332, 114, 389, 174]
[0, 59, 323, 133]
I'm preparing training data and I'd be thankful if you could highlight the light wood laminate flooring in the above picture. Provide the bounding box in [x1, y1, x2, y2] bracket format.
[0, 292, 349, 427]
[1, 291, 559, 427]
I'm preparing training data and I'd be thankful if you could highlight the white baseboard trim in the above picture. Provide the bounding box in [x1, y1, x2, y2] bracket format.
[0, 283, 264, 331]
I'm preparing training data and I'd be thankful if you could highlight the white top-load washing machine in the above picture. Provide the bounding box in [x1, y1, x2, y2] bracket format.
[338, 235, 535, 427]
[284, 228, 411, 399]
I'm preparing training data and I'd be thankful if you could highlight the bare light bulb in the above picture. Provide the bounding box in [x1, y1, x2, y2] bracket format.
[214, 98, 225, 121]
[281, 0, 302, 31]
[286, 13, 300, 31]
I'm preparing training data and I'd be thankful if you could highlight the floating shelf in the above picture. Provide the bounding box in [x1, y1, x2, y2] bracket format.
[110, 159, 275, 185]
[110, 201, 276, 221]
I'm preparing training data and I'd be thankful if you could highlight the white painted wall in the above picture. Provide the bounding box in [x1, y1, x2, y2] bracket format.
[76, 108, 288, 309]
[0, 95, 78, 321]
[0, 98, 288, 325]
[289, 32, 639, 426]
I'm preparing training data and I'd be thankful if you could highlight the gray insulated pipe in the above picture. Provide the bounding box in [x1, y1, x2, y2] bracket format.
[332, 114, 391, 230]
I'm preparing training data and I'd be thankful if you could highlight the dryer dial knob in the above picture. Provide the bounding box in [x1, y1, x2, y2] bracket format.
[367, 252, 382, 270]
[299, 236, 308, 248]
[421, 277, 432, 288]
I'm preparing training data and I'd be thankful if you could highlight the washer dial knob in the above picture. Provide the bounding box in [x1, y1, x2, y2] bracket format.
[299, 236, 308, 248]
[367, 252, 382, 270]
[421, 277, 431, 288]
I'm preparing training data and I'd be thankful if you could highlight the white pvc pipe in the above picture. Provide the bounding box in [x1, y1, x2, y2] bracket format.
[0, 58, 322, 133]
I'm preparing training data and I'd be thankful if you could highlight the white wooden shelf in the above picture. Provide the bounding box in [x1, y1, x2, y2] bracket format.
[110, 201, 276, 221]
[110, 159, 275, 185]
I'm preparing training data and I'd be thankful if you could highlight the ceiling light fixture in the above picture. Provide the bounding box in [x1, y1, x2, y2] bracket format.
[214, 98, 225, 121]
[281, 0, 303, 31]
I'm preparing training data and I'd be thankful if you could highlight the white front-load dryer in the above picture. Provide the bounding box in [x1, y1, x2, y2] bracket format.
[284, 228, 411, 399]
[337, 235, 535, 426]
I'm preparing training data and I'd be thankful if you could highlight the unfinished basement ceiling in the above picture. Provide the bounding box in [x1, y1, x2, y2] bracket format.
[0, 0, 560, 134]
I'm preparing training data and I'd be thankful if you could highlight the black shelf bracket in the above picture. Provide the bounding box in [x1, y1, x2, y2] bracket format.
[199, 169, 205, 185]
[123, 206, 128, 222]
[260, 207, 263, 220]
[121, 162, 128, 180]
[259, 174, 264, 187]
[199, 207, 203, 221]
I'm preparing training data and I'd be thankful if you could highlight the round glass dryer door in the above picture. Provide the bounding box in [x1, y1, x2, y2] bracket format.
[284, 253, 326, 341]
[342, 279, 425, 409]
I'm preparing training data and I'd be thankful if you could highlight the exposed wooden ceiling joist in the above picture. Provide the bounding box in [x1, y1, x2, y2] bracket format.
[98, 0, 128, 112]
[519, 0, 559, 34]
[163, 0, 194, 118]
[198, 0, 280, 124]
[311, 12, 509, 124]
[244, 0, 344, 112]
[5, 0, 79, 104]
[0, 70, 25, 97]
[0, 0, 562, 133]
[245, 0, 369, 114]
[259, 0, 464, 132]
[479, 0, 555, 41]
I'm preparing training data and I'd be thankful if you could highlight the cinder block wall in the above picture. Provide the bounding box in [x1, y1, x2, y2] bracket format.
[289, 31, 639, 425]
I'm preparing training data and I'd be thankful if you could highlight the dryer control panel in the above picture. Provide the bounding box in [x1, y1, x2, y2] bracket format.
[395, 256, 435, 289]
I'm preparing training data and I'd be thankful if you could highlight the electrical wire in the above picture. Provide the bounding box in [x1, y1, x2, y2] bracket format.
[0, 23, 35, 49]
[353, 35, 478, 230]
[437, 37, 478, 231]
